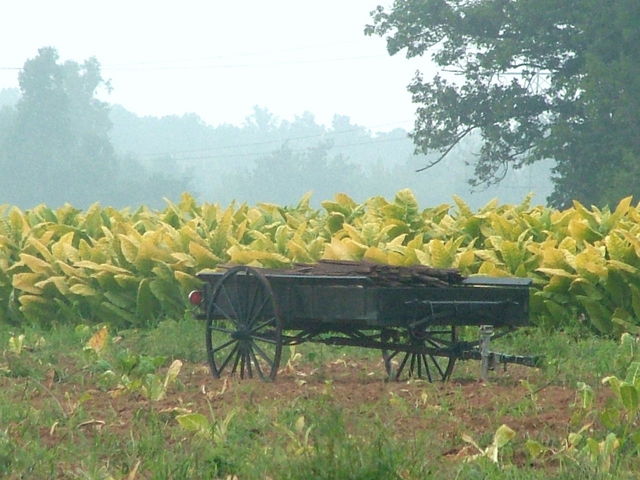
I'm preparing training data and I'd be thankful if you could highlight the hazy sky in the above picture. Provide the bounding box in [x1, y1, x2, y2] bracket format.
[1, 1, 433, 131]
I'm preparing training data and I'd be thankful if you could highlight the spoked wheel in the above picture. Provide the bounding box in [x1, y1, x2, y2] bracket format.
[382, 325, 457, 382]
[205, 266, 283, 381]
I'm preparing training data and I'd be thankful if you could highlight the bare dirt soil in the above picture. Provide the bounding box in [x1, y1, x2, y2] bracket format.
[20, 356, 580, 462]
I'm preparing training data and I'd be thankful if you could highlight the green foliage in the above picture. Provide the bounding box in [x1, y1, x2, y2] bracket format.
[522, 333, 640, 477]
[0, 48, 188, 209]
[3, 192, 640, 337]
[366, 0, 640, 209]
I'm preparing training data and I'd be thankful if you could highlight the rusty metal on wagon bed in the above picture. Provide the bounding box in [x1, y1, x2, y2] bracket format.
[190, 260, 540, 382]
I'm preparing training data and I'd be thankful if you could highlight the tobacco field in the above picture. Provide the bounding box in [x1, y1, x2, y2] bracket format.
[2, 190, 640, 335]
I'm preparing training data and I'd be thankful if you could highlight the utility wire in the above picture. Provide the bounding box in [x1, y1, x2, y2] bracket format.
[101, 55, 388, 72]
[149, 135, 413, 162]
[0, 41, 390, 72]
[135, 120, 413, 159]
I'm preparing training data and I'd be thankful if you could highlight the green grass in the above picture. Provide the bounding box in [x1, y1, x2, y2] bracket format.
[0, 321, 639, 479]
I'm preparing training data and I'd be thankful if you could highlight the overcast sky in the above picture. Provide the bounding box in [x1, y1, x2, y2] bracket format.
[1, 1, 435, 131]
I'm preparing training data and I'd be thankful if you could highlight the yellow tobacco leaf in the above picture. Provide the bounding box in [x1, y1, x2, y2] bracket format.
[55, 260, 87, 279]
[50, 231, 78, 262]
[118, 235, 139, 264]
[455, 250, 476, 270]
[478, 261, 508, 276]
[9, 208, 30, 237]
[69, 283, 99, 297]
[575, 247, 608, 280]
[543, 274, 572, 294]
[342, 238, 367, 257]
[322, 237, 358, 261]
[86, 326, 109, 353]
[607, 259, 638, 274]
[188, 241, 221, 269]
[74, 260, 130, 274]
[19, 253, 53, 274]
[18, 294, 51, 320]
[536, 267, 576, 278]
[387, 234, 407, 248]
[174, 271, 202, 291]
[604, 233, 632, 262]
[386, 251, 407, 266]
[35, 276, 69, 296]
[226, 245, 290, 267]
[113, 274, 139, 289]
[27, 237, 53, 262]
[415, 249, 431, 266]
[171, 252, 197, 268]
[12, 272, 44, 295]
[342, 224, 364, 244]
[427, 239, 456, 268]
[286, 239, 314, 263]
[363, 246, 388, 264]
[567, 217, 601, 244]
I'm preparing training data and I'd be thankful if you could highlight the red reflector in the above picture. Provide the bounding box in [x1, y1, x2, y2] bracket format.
[188, 290, 203, 306]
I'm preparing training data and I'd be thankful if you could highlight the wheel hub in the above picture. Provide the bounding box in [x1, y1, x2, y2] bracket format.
[231, 330, 251, 341]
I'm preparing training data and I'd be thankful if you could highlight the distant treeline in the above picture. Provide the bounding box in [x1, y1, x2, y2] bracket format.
[0, 48, 553, 210]
[110, 105, 553, 208]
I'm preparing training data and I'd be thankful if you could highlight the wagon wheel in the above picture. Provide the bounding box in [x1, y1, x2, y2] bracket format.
[205, 266, 283, 381]
[381, 325, 457, 382]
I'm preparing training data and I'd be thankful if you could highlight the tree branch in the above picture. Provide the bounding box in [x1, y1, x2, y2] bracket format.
[415, 126, 475, 173]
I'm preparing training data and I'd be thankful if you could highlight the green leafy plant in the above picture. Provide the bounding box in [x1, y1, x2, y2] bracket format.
[461, 424, 516, 464]
[176, 409, 236, 444]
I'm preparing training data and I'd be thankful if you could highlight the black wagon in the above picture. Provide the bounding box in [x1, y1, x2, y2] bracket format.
[189, 260, 539, 382]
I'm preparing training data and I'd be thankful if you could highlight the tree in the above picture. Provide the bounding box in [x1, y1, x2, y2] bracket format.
[366, 0, 640, 208]
[0, 47, 115, 206]
[0, 48, 189, 208]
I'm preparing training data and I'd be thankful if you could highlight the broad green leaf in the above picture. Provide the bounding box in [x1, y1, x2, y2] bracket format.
[525, 440, 546, 460]
[104, 290, 135, 310]
[99, 301, 137, 325]
[174, 271, 202, 292]
[176, 412, 210, 436]
[576, 382, 594, 409]
[493, 424, 516, 449]
[569, 278, 603, 300]
[620, 383, 639, 413]
[136, 278, 157, 320]
[578, 296, 613, 334]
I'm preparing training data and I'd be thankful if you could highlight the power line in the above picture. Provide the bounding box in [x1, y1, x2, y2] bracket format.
[0, 41, 389, 72]
[135, 120, 414, 159]
[150, 135, 413, 163]
[101, 55, 388, 72]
